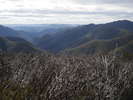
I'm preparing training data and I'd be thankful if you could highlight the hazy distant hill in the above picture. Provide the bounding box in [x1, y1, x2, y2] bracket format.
[7, 24, 77, 37]
[0, 25, 34, 42]
[65, 34, 133, 55]
[0, 36, 38, 53]
[0, 25, 20, 37]
[0, 25, 40, 52]
[6, 24, 77, 43]
[36, 20, 133, 55]
[1, 20, 133, 55]
[37, 24, 95, 52]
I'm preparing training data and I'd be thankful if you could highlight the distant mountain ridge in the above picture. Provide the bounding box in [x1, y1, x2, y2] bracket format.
[65, 34, 133, 55]
[0, 25, 20, 37]
[6, 24, 77, 42]
[0, 36, 38, 53]
[37, 24, 96, 52]
[0, 25, 39, 52]
[36, 20, 133, 55]
[0, 20, 133, 55]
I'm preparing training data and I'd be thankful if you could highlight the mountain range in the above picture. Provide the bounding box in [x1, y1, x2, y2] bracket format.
[0, 25, 39, 53]
[0, 20, 133, 55]
[0, 36, 38, 53]
[36, 20, 133, 56]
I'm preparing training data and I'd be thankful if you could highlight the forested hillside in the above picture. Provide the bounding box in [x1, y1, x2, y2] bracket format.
[37, 20, 133, 56]
[0, 36, 38, 52]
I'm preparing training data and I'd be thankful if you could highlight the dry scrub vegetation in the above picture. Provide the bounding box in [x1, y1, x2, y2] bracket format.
[0, 53, 133, 100]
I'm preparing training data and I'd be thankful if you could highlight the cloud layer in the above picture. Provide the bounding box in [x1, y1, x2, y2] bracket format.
[73, 0, 133, 5]
[0, 0, 133, 24]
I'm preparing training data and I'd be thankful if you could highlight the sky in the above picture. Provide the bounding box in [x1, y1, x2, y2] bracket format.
[0, 0, 133, 24]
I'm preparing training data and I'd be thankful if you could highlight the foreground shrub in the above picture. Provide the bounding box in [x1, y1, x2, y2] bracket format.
[0, 53, 132, 100]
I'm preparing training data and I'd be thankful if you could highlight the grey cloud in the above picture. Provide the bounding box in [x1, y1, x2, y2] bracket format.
[7, 0, 22, 1]
[0, 14, 50, 18]
[73, 0, 133, 5]
[2, 9, 133, 15]
[0, 0, 133, 24]
[0, 9, 133, 20]
[3, 9, 133, 16]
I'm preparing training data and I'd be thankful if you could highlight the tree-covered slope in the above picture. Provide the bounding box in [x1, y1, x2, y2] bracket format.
[0, 25, 20, 37]
[0, 36, 38, 52]
[64, 34, 133, 55]
[37, 20, 133, 53]
[37, 24, 96, 52]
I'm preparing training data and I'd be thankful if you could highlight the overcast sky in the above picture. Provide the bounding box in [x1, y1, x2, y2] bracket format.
[0, 0, 133, 24]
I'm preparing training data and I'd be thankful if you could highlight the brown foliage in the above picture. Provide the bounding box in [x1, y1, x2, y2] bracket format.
[0, 53, 133, 100]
